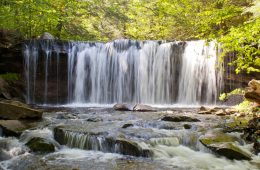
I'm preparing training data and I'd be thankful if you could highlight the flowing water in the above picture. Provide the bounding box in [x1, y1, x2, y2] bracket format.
[24, 39, 222, 105]
[0, 107, 259, 170]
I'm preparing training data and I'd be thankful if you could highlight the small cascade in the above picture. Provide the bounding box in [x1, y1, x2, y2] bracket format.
[24, 39, 223, 105]
[59, 131, 150, 157]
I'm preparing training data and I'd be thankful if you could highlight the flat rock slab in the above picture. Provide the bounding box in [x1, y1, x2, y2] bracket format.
[0, 120, 40, 137]
[0, 100, 42, 120]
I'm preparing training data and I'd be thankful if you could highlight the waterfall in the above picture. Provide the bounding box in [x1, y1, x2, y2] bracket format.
[24, 39, 222, 105]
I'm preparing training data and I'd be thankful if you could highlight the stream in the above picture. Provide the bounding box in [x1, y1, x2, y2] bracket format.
[0, 106, 259, 170]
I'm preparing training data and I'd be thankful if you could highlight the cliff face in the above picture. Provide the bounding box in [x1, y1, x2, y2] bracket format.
[0, 30, 25, 101]
[223, 53, 260, 93]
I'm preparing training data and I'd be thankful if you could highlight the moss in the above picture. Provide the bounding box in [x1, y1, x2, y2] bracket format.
[0, 73, 19, 81]
[200, 134, 235, 145]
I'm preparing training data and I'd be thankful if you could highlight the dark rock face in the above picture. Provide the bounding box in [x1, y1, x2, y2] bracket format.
[25, 137, 55, 153]
[199, 132, 251, 160]
[0, 100, 42, 120]
[133, 104, 156, 112]
[161, 116, 200, 122]
[113, 103, 132, 111]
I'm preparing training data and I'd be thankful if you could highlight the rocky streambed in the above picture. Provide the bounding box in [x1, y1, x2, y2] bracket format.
[0, 103, 259, 170]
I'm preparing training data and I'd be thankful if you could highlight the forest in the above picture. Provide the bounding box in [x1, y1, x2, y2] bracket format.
[0, 0, 259, 73]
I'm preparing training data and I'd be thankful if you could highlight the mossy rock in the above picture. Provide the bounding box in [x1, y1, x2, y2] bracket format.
[200, 132, 251, 160]
[207, 142, 251, 160]
[26, 137, 55, 153]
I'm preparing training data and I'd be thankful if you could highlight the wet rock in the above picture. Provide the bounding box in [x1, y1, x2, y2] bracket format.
[199, 132, 251, 160]
[122, 123, 134, 129]
[161, 115, 200, 122]
[183, 124, 192, 129]
[26, 137, 55, 153]
[197, 110, 212, 115]
[40, 32, 54, 39]
[115, 138, 151, 157]
[133, 104, 156, 112]
[0, 100, 42, 120]
[205, 142, 251, 160]
[0, 120, 39, 137]
[0, 149, 12, 161]
[245, 79, 260, 105]
[113, 103, 132, 111]
[243, 117, 260, 154]
[86, 117, 103, 122]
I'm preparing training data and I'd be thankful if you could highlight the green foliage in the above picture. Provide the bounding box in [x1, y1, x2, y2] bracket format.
[219, 93, 227, 101]
[235, 100, 252, 112]
[0, 73, 19, 81]
[0, 0, 259, 72]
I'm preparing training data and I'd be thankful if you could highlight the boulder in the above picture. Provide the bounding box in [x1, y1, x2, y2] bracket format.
[113, 103, 132, 111]
[115, 138, 151, 157]
[0, 100, 42, 120]
[161, 116, 200, 122]
[222, 94, 244, 106]
[199, 132, 251, 160]
[25, 137, 55, 153]
[122, 123, 134, 129]
[204, 142, 251, 160]
[40, 32, 54, 40]
[199, 106, 207, 111]
[245, 79, 260, 106]
[0, 120, 40, 137]
[133, 104, 156, 112]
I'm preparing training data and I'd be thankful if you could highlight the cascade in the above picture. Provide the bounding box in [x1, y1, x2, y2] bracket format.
[24, 39, 222, 105]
